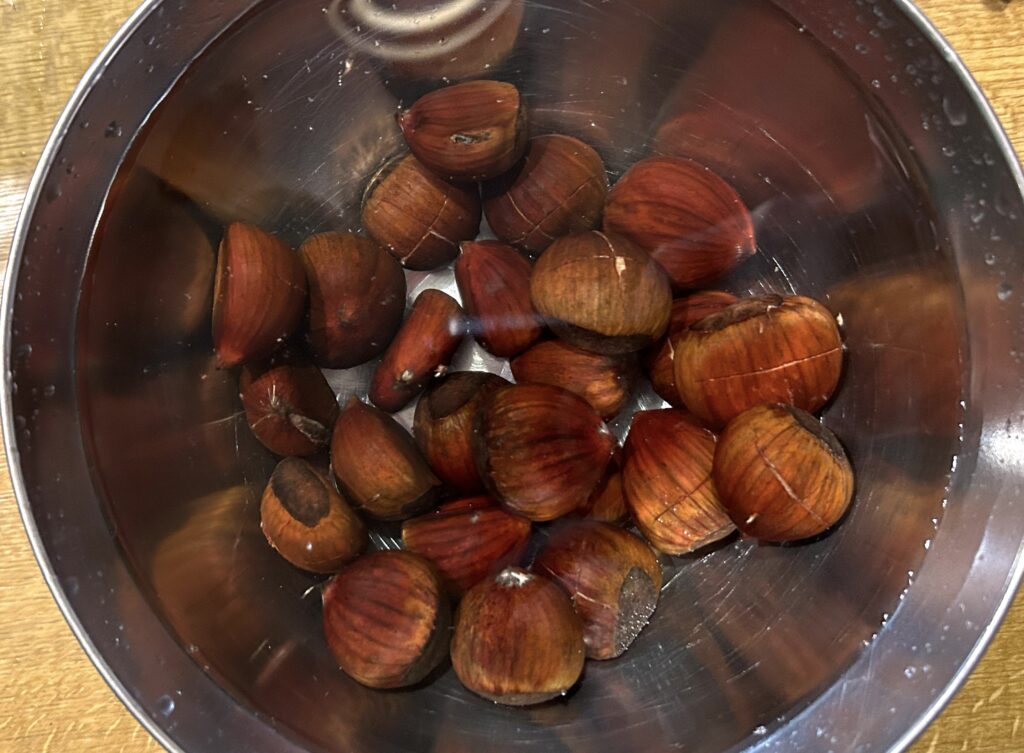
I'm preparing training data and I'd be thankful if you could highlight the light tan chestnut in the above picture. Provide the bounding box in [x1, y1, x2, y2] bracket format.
[674, 294, 843, 428]
[331, 398, 442, 521]
[531, 231, 671, 355]
[714, 404, 854, 542]
[535, 520, 662, 660]
[622, 409, 735, 555]
[240, 360, 338, 457]
[398, 80, 527, 181]
[212, 222, 306, 368]
[451, 567, 585, 705]
[260, 457, 366, 573]
[323, 551, 450, 689]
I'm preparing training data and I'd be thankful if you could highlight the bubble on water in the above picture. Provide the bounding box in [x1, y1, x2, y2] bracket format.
[904, 666, 917, 679]
[942, 96, 968, 126]
[997, 282, 1013, 302]
[156, 695, 176, 716]
[985, 252, 997, 266]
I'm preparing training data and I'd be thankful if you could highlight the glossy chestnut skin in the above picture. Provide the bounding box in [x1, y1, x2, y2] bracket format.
[603, 156, 756, 289]
[362, 154, 482, 270]
[260, 457, 365, 573]
[578, 453, 630, 526]
[299, 232, 406, 369]
[622, 408, 735, 555]
[240, 361, 338, 457]
[713, 404, 855, 542]
[483, 134, 608, 257]
[473, 384, 617, 521]
[369, 290, 466, 413]
[451, 567, 585, 705]
[530, 231, 672, 355]
[398, 80, 528, 181]
[212, 222, 306, 368]
[455, 240, 544, 358]
[331, 398, 442, 521]
[323, 551, 450, 689]
[535, 520, 662, 660]
[402, 497, 532, 598]
[674, 294, 844, 429]
[413, 372, 511, 495]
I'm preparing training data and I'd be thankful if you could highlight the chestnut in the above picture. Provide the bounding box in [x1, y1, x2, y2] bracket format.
[473, 384, 616, 521]
[398, 80, 527, 181]
[578, 453, 630, 526]
[362, 154, 481, 270]
[260, 457, 366, 573]
[622, 408, 735, 555]
[323, 550, 450, 689]
[713, 404, 854, 541]
[455, 240, 544, 358]
[644, 291, 738, 407]
[369, 290, 467, 413]
[240, 360, 339, 457]
[530, 231, 671, 355]
[483, 134, 608, 257]
[212, 222, 306, 368]
[511, 339, 637, 419]
[674, 294, 844, 428]
[402, 497, 532, 598]
[413, 371, 510, 495]
[331, 397, 442, 521]
[299, 232, 406, 369]
[451, 567, 585, 705]
[535, 520, 662, 660]
[603, 156, 756, 289]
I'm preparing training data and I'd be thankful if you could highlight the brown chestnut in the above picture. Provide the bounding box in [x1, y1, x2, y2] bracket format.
[713, 404, 854, 541]
[531, 231, 671, 355]
[674, 294, 844, 428]
[398, 80, 527, 181]
[260, 457, 366, 573]
[331, 397, 442, 521]
[483, 134, 608, 257]
[413, 371, 511, 495]
[240, 361, 339, 456]
[645, 291, 738, 407]
[451, 567, 585, 705]
[212, 222, 306, 368]
[362, 154, 481, 270]
[402, 497, 532, 598]
[535, 520, 662, 660]
[511, 339, 637, 419]
[622, 409, 735, 555]
[299, 232, 406, 369]
[578, 453, 630, 526]
[455, 240, 544, 357]
[369, 290, 466, 413]
[473, 384, 616, 521]
[603, 156, 756, 289]
[323, 550, 450, 689]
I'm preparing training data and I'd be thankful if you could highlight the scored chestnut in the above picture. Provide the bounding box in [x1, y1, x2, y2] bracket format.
[451, 567, 585, 705]
[674, 294, 844, 428]
[212, 222, 306, 368]
[535, 520, 662, 660]
[531, 231, 671, 355]
[260, 457, 366, 573]
[362, 154, 481, 270]
[603, 156, 756, 289]
[413, 371, 511, 495]
[323, 550, 450, 689]
[473, 384, 616, 522]
[398, 80, 528, 181]
[622, 408, 735, 555]
[369, 289, 466, 413]
[714, 404, 854, 542]
[299, 232, 406, 369]
[483, 134, 608, 257]
[331, 397, 442, 521]
[240, 359, 338, 457]
[402, 497, 532, 598]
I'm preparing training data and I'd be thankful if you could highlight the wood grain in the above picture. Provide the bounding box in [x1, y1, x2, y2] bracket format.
[0, 1, 1021, 751]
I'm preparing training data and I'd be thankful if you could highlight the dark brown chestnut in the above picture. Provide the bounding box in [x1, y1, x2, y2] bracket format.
[240, 361, 338, 456]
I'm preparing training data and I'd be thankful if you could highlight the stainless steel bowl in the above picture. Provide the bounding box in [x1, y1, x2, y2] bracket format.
[4, 1, 1024, 752]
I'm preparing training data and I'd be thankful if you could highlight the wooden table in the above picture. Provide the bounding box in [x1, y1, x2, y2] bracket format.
[0, 1, 1022, 751]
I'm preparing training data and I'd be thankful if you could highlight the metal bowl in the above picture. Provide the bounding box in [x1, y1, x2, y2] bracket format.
[4, 1, 1024, 751]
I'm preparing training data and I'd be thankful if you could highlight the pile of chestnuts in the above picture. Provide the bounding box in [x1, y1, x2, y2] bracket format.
[212, 79, 854, 705]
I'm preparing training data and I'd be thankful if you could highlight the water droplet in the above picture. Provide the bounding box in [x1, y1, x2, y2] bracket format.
[870, 79, 881, 89]
[754, 726, 768, 736]
[997, 282, 1013, 302]
[942, 146, 956, 157]
[904, 666, 917, 679]
[104, 121, 123, 139]
[156, 695, 176, 716]
[985, 252, 997, 266]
